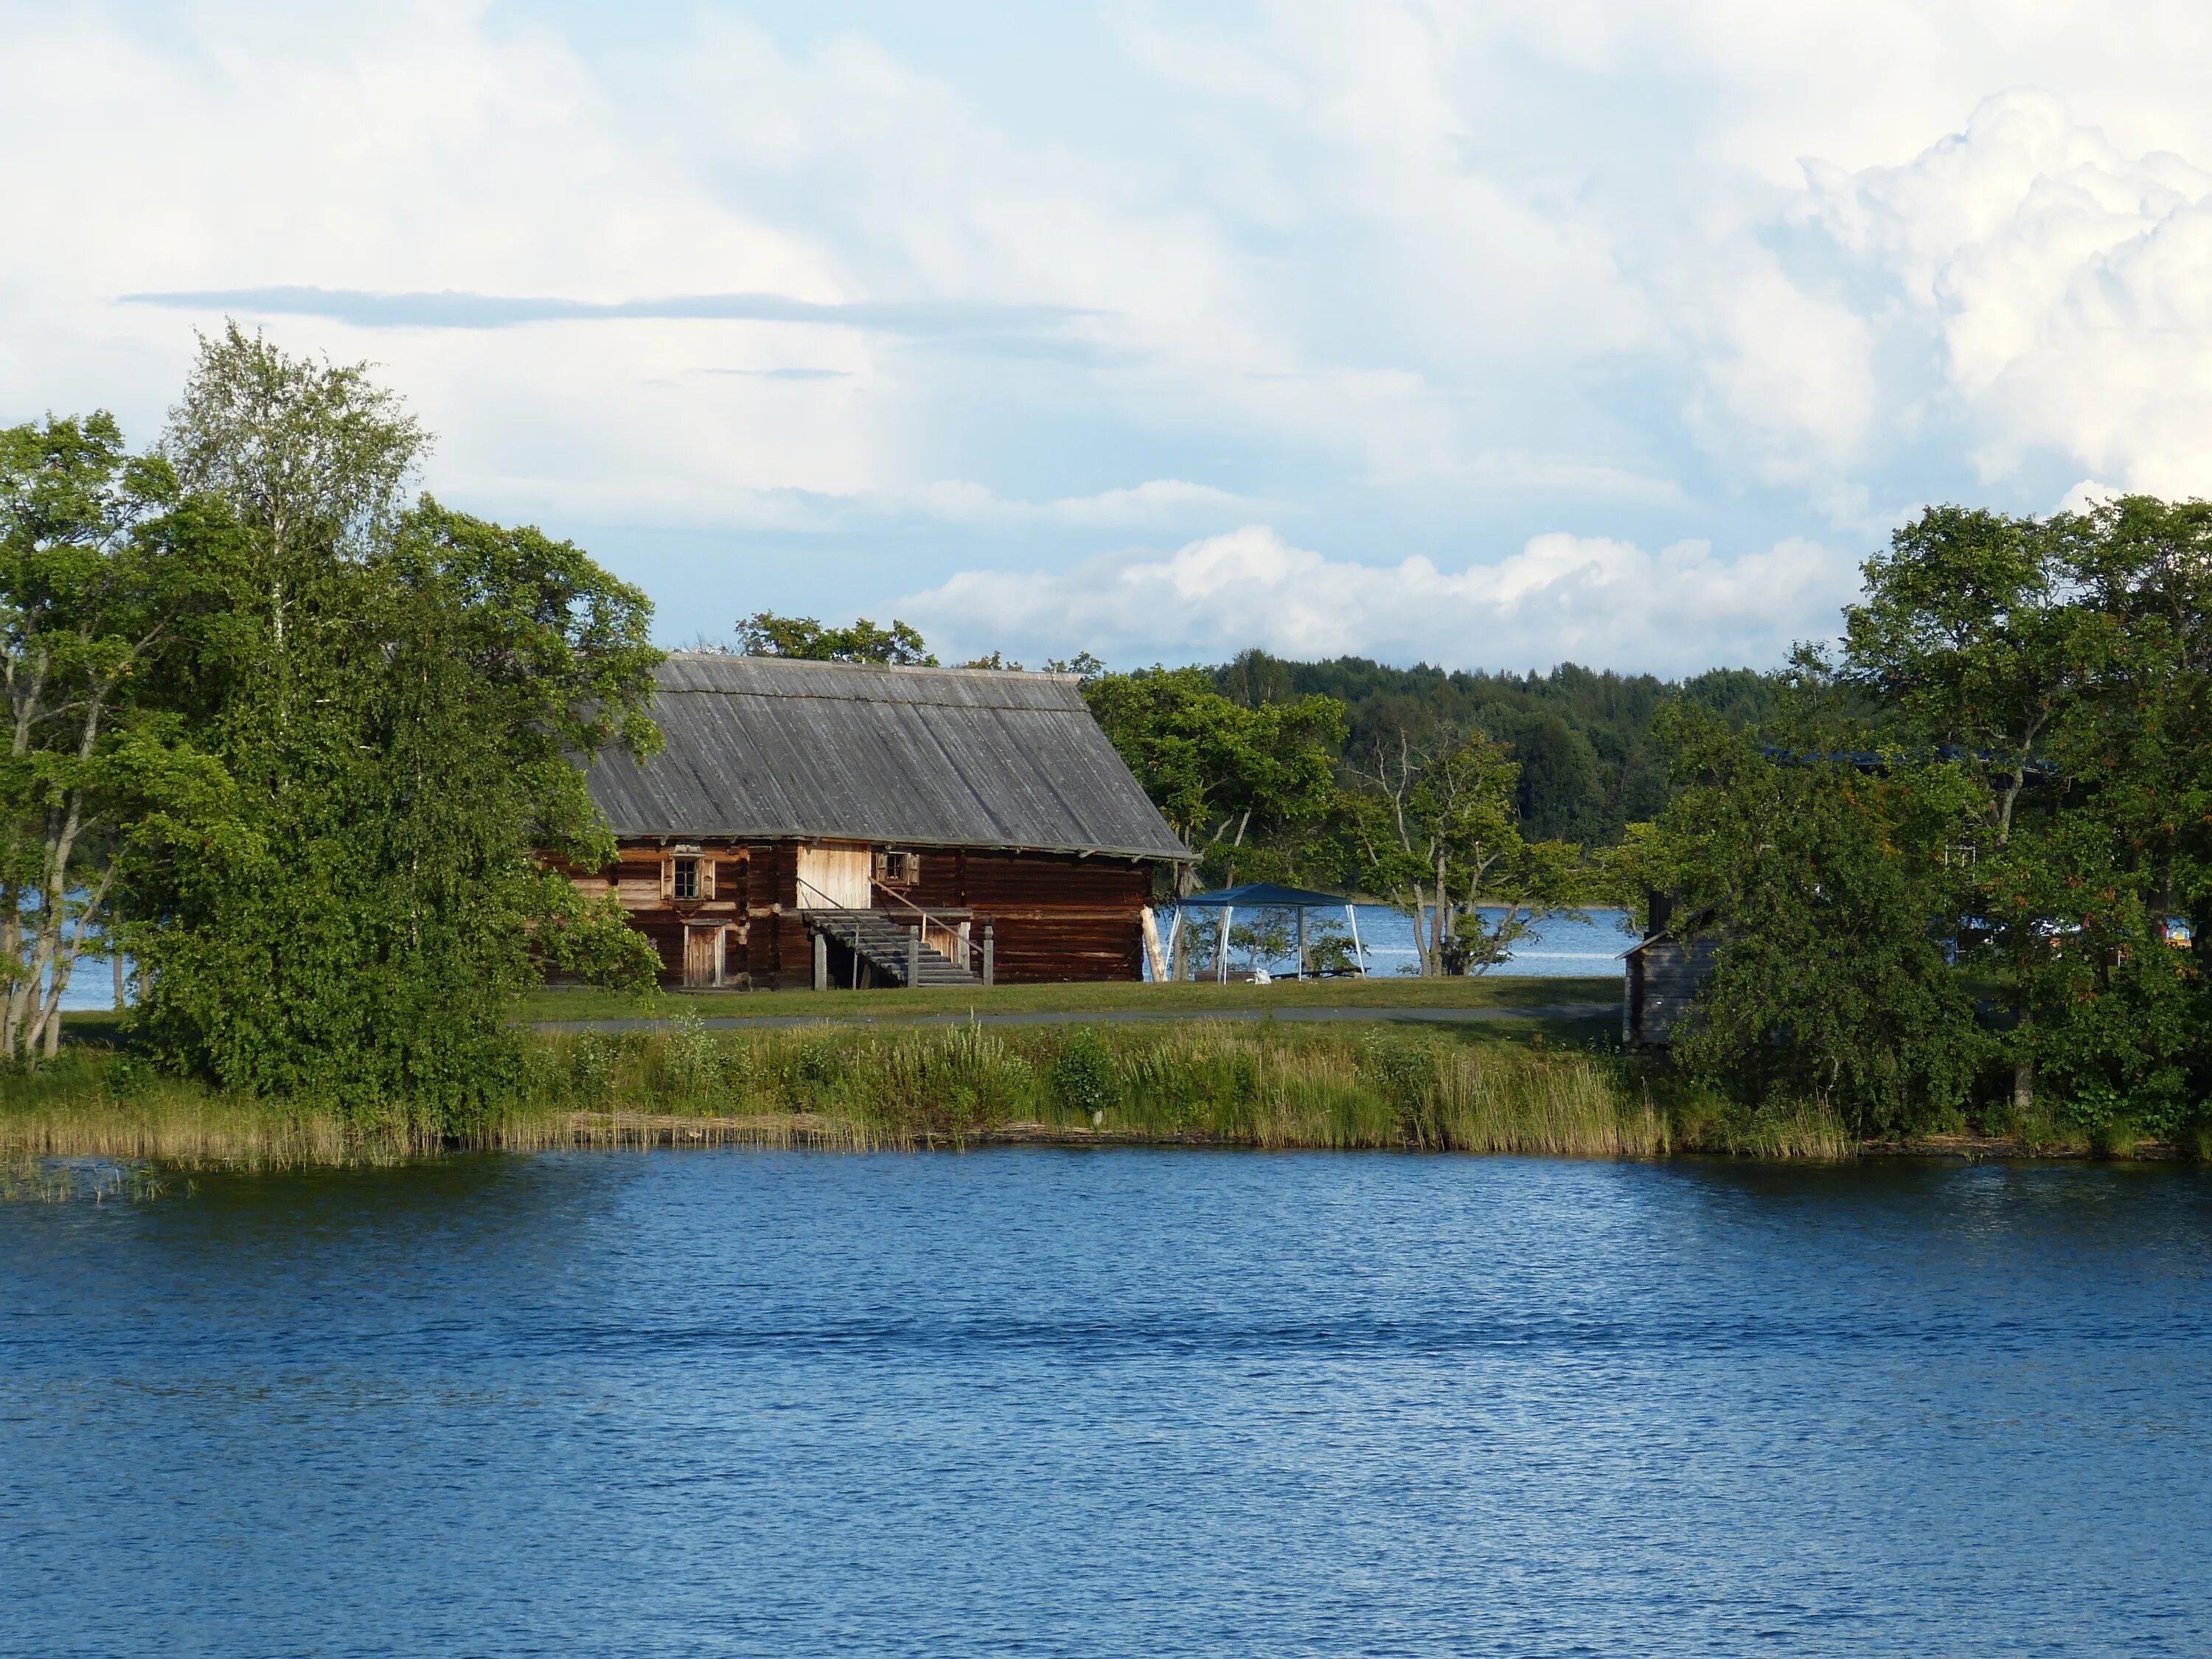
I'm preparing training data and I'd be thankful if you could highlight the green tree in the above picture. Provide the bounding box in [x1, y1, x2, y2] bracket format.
[0, 413, 229, 1060]
[1333, 724, 1584, 976]
[1653, 500, 2212, 1138]
[128, 327, 660, 1116]
[1837, 504, 2114, 1115]
[736, 611, 936, 665]
[1648, 706, 1987, 1135]
[1082, 665, 1344, 898]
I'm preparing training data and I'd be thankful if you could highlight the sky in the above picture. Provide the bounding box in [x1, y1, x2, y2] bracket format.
[7, 1, 2212, 675]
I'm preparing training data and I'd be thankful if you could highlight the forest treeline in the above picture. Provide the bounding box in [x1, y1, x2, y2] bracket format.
[1206, 652, 1775, 845]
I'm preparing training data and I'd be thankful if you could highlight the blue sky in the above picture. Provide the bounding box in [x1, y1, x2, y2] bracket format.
[9, 1, 2212, 672]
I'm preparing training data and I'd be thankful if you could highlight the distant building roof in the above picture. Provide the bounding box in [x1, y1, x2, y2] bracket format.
[586, 653, 1192, 860]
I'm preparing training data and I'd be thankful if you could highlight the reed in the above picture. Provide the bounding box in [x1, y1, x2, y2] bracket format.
[1659, 1082, 1856, 1160]
[0, 1051, 450, 1169]
[3, 1020, 1866, 1170]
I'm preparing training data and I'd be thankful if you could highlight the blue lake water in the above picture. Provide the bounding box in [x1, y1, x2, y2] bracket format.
[1154, 904, 1635, 980]
[4, 1150, 2209, 1656]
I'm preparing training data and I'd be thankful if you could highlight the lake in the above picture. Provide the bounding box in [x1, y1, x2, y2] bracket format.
[1152, 903, 1636, 980]
[4, 1150, 2209, 1656]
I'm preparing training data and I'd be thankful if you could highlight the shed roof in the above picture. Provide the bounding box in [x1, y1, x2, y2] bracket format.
[586, 653, 1191, 860]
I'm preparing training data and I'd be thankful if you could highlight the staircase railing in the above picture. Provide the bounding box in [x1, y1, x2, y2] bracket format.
[793, 872, 981, 982]
[869, 880, 975, 973]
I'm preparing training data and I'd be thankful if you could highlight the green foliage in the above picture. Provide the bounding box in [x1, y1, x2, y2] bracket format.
[0, 411, 234, 1060]
[1653, 709, 1988, 1135]
[119, 326, 661, 1119]
[1652, 496, 2212, 1144]
[735, 610, 936, 664]
[1048, 1024, 1116, 1116]
[1082, 664, 1344, 891]
[1213, 648, 1778, 844]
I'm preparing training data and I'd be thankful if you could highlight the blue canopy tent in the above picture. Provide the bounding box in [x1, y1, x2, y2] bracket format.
[1162, 882, 1367, 982]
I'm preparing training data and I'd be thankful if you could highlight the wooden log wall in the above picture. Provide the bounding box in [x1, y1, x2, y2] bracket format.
[1624, 936, 1719, 1045]
[557, 840, 1155, 989]
[932, 849, 1149, 984]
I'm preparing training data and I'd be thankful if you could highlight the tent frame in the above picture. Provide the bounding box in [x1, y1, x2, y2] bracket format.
[1160, 883, 1370, 982]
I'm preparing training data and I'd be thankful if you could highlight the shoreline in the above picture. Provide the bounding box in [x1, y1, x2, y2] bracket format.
[10, 1010, 2202, 1175]
[7, 1107, 2197, 1173]
[564, 1113, 2199, 1160]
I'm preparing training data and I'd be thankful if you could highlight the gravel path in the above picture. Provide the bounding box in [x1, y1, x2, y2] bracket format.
[532, 1003, 1618, 1034]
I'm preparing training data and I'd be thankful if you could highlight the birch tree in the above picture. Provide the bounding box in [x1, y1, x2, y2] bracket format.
[132, 328, 659, 1113]
[1338, 726, 1583, 976]
[0, 414, 215, 1060]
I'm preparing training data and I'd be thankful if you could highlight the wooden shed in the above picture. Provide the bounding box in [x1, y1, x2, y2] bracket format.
[566, 654, 1191, 990]
[1620, 894, 1719, 1047]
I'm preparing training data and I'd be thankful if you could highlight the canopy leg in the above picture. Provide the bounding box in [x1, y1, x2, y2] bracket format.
[1346, 903, 1367, 978]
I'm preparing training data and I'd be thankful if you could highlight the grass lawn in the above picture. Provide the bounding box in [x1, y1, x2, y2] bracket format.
[516, 973, 1621, 1025]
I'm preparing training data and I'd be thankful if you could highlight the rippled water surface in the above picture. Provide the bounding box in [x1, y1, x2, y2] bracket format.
[4, 1151, 2210, 1656]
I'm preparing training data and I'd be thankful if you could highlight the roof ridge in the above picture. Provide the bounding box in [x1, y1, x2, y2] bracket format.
[661, 651, 1081, 684]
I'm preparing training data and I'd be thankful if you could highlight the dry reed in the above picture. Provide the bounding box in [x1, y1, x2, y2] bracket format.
[4, 1018, 1850, 1172]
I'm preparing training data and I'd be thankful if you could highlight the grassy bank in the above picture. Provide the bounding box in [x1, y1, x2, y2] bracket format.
[7, 1018, 1707, 1168]
[16, 1015, 2194, 1175]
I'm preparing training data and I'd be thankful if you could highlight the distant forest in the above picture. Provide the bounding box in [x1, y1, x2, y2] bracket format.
[1206, 650, 1778, 846]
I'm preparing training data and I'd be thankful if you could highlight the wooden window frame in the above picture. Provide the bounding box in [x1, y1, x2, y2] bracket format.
[665, 849, 714, 904]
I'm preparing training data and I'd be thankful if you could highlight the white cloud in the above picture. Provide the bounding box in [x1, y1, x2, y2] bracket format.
[11, 5, 2212, 671]
[899, 525, 1858, 675]
[1778, 89, 2212, 498]
[2055, 479, 2123, 516]
[900, 479, 1257, 528]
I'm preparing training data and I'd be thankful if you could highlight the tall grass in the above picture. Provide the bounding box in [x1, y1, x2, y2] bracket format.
[0, 1051, 447, 1169]
[5, 1019, 1862, 1169]
[490, 1018, 1670, 1155]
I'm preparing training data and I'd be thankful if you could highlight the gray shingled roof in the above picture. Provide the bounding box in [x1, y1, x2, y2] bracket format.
[586, 654, 1191, 860]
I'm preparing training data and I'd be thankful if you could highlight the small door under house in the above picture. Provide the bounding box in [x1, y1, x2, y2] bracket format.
[683, 925, 724, 988]
[796, 843, 872, 910]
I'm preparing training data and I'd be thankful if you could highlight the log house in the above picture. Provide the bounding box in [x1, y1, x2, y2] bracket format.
[564, 654, 1190, 990]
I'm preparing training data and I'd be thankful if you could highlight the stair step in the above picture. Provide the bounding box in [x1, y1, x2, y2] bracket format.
[804, 909, 981, 987]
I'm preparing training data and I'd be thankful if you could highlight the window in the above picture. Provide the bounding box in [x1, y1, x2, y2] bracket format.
[875, 849, 920, 887]
[672, 857, 700, 900]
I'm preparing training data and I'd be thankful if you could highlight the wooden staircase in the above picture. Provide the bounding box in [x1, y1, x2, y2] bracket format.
[804, 910, 981, 987]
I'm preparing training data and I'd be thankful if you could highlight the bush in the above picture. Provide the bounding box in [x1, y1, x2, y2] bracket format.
[1049, 1027, 1117, 1118]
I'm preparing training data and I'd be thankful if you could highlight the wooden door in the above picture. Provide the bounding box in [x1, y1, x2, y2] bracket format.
[796, 843, 872, 909]
[683, 925, 722, 988]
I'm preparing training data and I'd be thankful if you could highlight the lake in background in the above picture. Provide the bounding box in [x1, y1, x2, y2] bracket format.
[52, 905, 1630, 1011]
[4, 1150, 2208, 1656]
[1151, 903, 1635, 980]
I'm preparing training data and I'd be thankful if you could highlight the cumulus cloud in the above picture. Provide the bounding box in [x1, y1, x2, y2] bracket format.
[1773, 90, 2212, 500]
[899, 526, 1859, 675]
